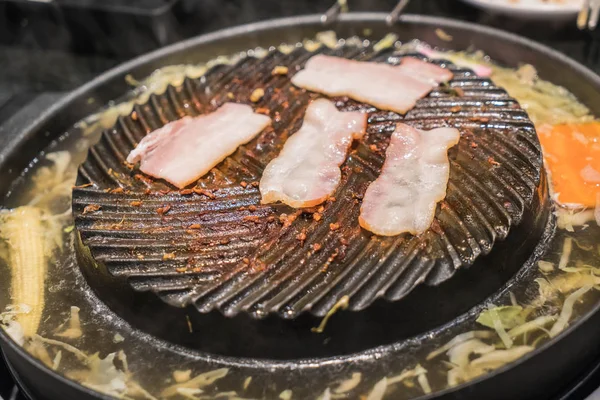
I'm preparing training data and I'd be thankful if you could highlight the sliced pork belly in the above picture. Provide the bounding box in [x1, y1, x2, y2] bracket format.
[359, 123, 460, 236]
[127, 103, 271, 189]
[399, 56, 454, 84]
[291, 55, 452, 114]
[260, 99, 367, 208]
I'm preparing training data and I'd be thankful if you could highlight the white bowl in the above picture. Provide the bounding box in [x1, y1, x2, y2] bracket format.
[460, 0, 583, 20]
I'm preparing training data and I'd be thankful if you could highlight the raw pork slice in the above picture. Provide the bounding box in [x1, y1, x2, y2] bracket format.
[291, 55, 452, 114]
[127, 103, 271, 188]
[260, 98, 367, 208]
[359, 123, 460, 236]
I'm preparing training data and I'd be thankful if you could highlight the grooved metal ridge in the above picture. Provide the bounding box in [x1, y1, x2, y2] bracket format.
[73, 43, 543, 319]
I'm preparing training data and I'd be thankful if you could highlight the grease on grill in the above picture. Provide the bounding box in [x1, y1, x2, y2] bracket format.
[72, 45, 543, 318]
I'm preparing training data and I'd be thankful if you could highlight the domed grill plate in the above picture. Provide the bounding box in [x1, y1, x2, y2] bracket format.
[73, 43, 543, 319]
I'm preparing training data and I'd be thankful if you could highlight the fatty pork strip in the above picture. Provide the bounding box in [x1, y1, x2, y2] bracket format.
[359, 123, 460, 236]
[291, 55, 453, 114]
[127, 103, 271, 189]
[260, 98, 367, 208]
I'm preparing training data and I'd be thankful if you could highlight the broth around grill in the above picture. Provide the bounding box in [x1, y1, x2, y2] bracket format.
[0, 34, 599, 400]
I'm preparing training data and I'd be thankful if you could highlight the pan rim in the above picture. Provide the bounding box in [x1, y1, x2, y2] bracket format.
[0, 11, 599, 399]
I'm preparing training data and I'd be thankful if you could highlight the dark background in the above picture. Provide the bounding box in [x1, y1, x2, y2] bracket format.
[0, 0, 599, 97]
[0, 0, 599, 399]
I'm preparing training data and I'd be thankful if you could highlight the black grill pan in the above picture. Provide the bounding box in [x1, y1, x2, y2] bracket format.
[72, 44, 548, 322]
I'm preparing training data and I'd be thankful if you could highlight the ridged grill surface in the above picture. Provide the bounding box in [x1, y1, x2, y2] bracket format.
[73, 44, 543, 318]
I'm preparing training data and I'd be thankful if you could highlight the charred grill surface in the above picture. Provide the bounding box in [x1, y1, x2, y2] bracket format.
[73, 44, 543, 319]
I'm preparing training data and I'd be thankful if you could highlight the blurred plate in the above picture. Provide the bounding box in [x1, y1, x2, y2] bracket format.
[460, 0, 582, 20]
